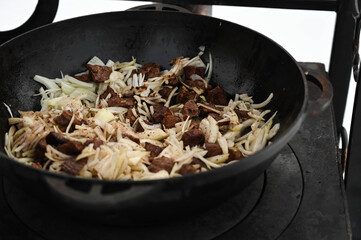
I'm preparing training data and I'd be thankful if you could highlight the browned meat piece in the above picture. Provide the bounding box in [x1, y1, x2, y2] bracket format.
[107, 97, 135, 108]
[179, 164, 197, 175]
[206, 85, 228, 106]
[190, 120, 199, 129]
[167, 75, 180, 86]
[58, 126, 67, 133]
[34, 138, 47, 160]
[199, 103, 223, 117]
[46, 132, 69, 146]
[99, 86, 135, 108]
[145, 142, 164, 157]
[122, 91, 134, 98]
[61, 158, 87, 175]
[159, 87, 173, 99]
[228, 149, 243, 161]
[31, 162, 42, 169]
[144, 119, 153, 125]
[123, 133, 140, 144]
[126, 109, 137, 125]
[56, 141, 85, 155]
[183, 66, 205, 79]
[186, 80, 213, 91]
[135, 125, 144, 133]
[234, 109, 251, 122]
[208, 112, 222, 121]
[86, 64, 112, 83]
[53, 110, 82, 132]
[73, 73, 91, 82]
[162, 114, 181, 129]
[54, 110, 72, 126]
[191, 157, 207, 169]
[139, 62, 161, 79]
[185, 79, 208, 91]
[152, 105, 172, 123]
[208, 113, 230, 126]
[181, 129, 205, 147]
[218, 120, 230, 127]
[176, 86, 197, 104]
[37, 137, 48, 150]
[148, 156, 175, 173]
[204, 143, 223, 157]
[147, 161, 161, 173]
[182, 100, 199, 119]
[84, 139, 103, 149]
[100, 86, 117, 99]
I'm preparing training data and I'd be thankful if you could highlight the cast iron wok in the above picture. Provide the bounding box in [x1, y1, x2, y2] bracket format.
[0, 10, 331, 224]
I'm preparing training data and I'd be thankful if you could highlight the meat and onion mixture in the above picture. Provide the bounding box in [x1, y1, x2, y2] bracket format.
[4, 48, 280, 180]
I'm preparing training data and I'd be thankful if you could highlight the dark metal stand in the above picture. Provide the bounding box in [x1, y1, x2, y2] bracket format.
[329, 0, 357, 131]
[346, 78, 361, 240]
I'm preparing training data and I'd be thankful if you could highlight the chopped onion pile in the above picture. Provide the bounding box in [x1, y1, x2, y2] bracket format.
[4, 49, 280, 180]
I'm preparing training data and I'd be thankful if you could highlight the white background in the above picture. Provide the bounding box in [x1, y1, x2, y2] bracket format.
[0, 0, 355, 134]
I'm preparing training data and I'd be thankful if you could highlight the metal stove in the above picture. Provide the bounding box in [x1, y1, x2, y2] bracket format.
[0, 0, 358, 239]
[0, 83, 350, 239]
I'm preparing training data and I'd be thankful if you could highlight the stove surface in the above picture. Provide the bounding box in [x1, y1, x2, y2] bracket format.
[0, 84, 351, 240]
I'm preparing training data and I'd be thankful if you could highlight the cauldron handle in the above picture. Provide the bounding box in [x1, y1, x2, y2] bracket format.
[298, 62, 334, 116]
[43, 176, 162, 210]
[0, 0, 59, 45]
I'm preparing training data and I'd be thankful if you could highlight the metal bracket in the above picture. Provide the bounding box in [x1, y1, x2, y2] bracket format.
[0, 0, 58, 45]
[352, 0, 361, 82]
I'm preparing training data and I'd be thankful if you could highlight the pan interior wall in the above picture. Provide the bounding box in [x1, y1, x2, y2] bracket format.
[0, 11, 305, 152]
